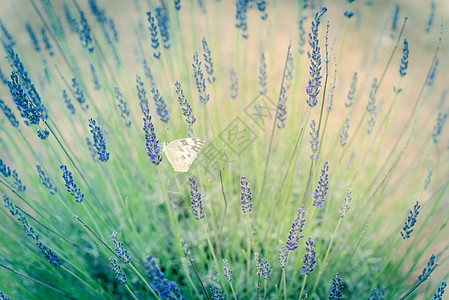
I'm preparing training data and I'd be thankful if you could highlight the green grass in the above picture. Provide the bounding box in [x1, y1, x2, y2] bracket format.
[0, 0, 448, 299]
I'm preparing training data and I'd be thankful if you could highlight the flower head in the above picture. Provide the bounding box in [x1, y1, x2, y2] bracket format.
[110, 257, 127, 284]
[230, 68, 238, 99]
[155, 3, 170, 49]
[111, 232, 131, 263]
[399, 38, 409, 77]
[142, 108, 163, 166]
[0, 98, 19, 127]
[193, 50, 209, 103]
[222, 259, 233, 282]
[210, 286, 223, 300]
[60, 164, 84, 202]
[329, 273, 344, 299]
[419, 254, 436, 281]
[79, 11, 94, 52]
[346, 72, 357, 107]
[146, 11, 160, 58]
[9, 72, 40, 125]
[286, 205, 306, 251]
[72, 77, 88, 111]
[175, 81, 196, 136]
[366, 78, 378, 134]
[151, 87, 170, 123]
[36, 165, 57, 195]
[400, 201, 420, 239]
[277, 86, 287, 129]
[278, 239, 287, 269]
[432, 281, 447, 300]
[309, 120, 319, 160]
[260, 258, 271, 280]
[259, 52, 267, 94]
[88, 118, 110, 162]
[202, 37, 215, 84]
[240, 176, 253, 213]
[189, 177, 204, 220]
[146, 255, 183, 299]
[312, 161, 329, 207]
[306, 7, 327, 107]
[113, 87, 131, 127]
[340, 188, 352, 218]
[301, 237, 316, 275]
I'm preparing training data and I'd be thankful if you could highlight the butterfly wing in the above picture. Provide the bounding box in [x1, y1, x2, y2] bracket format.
[164, 138, 205, 172]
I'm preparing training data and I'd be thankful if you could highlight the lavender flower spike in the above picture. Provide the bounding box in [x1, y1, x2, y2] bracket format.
[189, 177, 204, 220]
[301, 237, 316, 275]
[312, 161, 329, 207]
[142, 108, 163, 166]
[400, 201, 420, 239]
[286, 205, 306, 251]
[222, 259, 233, 282]
[88, 118, 109, 162]
[111, 232, 131, 263]
[329, 273, 344, 300]
[306, 7, 327, 108]
[240, 176, 253, 213]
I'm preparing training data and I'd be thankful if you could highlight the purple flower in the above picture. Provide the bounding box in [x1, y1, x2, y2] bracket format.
[419, 254, 436, 282]
[114, 87, 131, 127]
[0, 99, 19, 127]
[60, 165, 84, 202]
[433, 281, 447, 300]
[278, 240, 287, 269]
[400, 201, 420, 239]
[189, 177, 204, 220]
[329, 273, 343, 299]
[260, 258, 271, 280]
[309, 120, 319, 160]
[146, 11, 161, 59]
[210, 286, 223, 300]
[36, 165, 57, 195]
[223, 259, 233, 282]
[366, 78, 378, 134]
[9, 72, 40, 125]
[346, 72, 357, 107]
[175, 81, 196, 136]
[142, 108, 163, 166]
[89, 118, 110, 162]
[305, 7, 327, 108]
[240, 176, 253, 213]
[340, 188, 352, 218]
[151, 87, 170, 123]
[79, 11, 94, 52]
[399, 38, 409, 77]
[259, 52, 267, 94]
[193, 50, 209, 103]
[111, 232, 131, 263]
[146, 255, 183, 299]
[110, 257, 127, 284]
[312, 161, 329, 207]
[277, 86, 287, 129]
[202, 37, 215, 84]
[301, 238, 316, 275]
[286, 205, 306, 251]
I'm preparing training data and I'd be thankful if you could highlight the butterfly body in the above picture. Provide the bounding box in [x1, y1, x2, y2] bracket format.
[163, 138, 205, 172]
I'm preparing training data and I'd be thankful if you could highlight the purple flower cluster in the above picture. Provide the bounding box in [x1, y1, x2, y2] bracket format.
[305, 7, 327, 108]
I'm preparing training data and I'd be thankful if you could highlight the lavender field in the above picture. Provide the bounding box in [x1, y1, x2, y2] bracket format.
[0, 0, 448, 299]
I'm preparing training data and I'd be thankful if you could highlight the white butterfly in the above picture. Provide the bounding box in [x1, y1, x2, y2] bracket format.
[162, 137, 205, 172]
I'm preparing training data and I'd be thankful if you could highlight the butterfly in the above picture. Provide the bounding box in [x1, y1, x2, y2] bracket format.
[162, 137, 205, 172]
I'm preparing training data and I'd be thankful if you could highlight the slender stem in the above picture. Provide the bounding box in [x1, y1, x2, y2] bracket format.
[258, 43, 292, 209]
[310, 218, 342, 295]
[298, 274, 308, 300]
[0, 263, 72, 298]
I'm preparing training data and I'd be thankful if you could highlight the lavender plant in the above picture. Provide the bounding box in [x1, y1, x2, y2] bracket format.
[0, 2, 447, 299]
